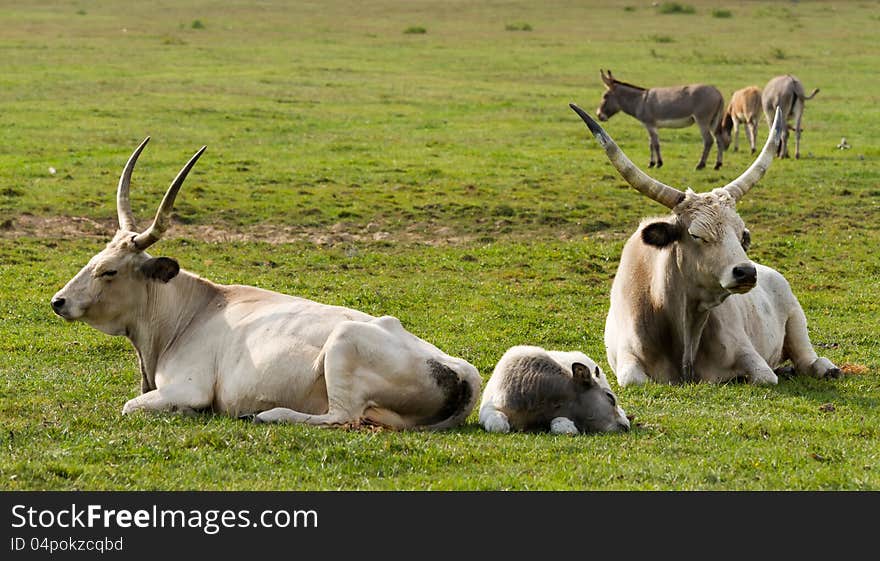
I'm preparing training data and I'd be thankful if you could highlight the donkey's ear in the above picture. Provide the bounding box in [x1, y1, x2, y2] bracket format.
[600, 69, 613, 88]
[140, 257, 180, 283]
[572, 363, 597, 388]
[641, 221, 681, 248]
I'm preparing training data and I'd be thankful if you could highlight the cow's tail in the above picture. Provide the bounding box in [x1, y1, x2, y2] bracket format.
[418, 359, 481, 431]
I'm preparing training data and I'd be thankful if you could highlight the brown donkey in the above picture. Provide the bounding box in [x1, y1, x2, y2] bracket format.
[720, 86, 763, 154]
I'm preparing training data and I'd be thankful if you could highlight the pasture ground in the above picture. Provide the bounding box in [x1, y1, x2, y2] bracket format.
[1, 0, 878, 490]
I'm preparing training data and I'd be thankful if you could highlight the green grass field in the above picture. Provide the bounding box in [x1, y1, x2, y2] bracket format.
[1, 0, 878, 490]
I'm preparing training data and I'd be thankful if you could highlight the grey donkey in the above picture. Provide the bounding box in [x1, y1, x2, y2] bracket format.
[762, 74, 819, 159]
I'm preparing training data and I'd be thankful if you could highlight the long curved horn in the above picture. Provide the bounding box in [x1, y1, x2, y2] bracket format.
[723, 107, 784, 202]
[570, 103, 685, 209]
[117, 137, 150, 231]
[132, 146, 207, 250]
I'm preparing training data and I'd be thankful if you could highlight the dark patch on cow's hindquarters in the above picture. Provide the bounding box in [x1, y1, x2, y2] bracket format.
[422, 359, 472, 426]
[641, 221, 680, 248]
[141, 257, 180, 283]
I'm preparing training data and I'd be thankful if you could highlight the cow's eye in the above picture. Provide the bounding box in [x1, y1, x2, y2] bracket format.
[689, 233, 702, 242]
[741, 230, 751, 251]
[99, 270, 117, 278]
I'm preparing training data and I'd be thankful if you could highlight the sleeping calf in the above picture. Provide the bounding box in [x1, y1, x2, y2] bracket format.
[479, 346, 630, 435]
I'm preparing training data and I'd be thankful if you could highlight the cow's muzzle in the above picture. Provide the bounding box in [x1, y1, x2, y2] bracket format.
[50, 297, 76, 319]
[727, 264, 757, 293]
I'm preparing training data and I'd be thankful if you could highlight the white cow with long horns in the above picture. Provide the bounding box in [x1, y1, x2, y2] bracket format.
[50, 138, 481, 429]
[570, 104, 840, 385]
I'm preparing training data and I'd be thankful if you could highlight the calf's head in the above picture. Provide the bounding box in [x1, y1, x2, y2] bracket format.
[50, 138, 205, 335]
[570, 103, 785, 297]
[566, 363, 630, 433]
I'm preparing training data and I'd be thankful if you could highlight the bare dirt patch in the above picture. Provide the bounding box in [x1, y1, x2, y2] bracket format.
[1, 213, 623, 246]
[0, 213, 481, 246]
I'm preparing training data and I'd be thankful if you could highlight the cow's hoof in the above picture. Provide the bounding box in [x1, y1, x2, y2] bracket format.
[238, 413, 257, 423]
[773, 365, 796, 379]
[811, 357, 840, 379]
[749, 370, 778, 385]
[617, 368, 650, 387]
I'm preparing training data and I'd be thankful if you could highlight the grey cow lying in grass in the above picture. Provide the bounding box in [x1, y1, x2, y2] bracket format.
[479, 346, 630, 435]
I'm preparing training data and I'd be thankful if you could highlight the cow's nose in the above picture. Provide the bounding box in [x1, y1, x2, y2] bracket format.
[51, 297, 66, 313]
[732, 264, 757, 284]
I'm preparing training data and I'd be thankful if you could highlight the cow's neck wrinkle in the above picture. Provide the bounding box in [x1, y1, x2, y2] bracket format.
[127, 270, 219, 392]
[660, 247, 729, 382]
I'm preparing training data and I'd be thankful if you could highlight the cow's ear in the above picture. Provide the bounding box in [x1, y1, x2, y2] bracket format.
[140, 257, 180, 283]
[572, 363, 597, 388]
[641, 221, 681, 248]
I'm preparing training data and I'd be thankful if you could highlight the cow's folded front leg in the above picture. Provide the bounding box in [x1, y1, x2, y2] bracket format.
[122, 383, 212, 415]
[253, 407, 353, 426]
[735, 352, 778, 385]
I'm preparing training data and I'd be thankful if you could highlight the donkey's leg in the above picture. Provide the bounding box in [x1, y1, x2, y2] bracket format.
[696, 124, 713, 170]
[645, 126, 662, 168]
[712, 128, 725, 170]
[793, 100, 805, 159]
[748, 119, 758, 154]
[732, 119, 741, 152]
